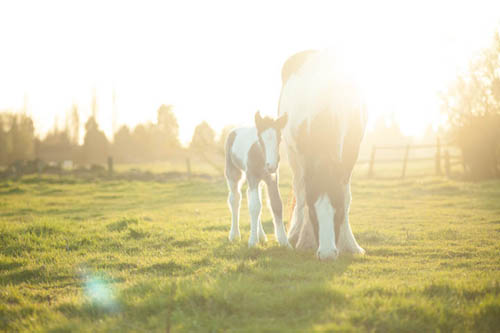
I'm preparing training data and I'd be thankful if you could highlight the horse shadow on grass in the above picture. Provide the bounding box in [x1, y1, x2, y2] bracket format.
[131, 240, 356, 331]
[49, 218, 361, 332]
[169, 217, 359, 330]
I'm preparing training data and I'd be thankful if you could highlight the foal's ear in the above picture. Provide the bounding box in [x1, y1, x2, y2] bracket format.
[255, 111, 264, 132]
[276, 113, 288, 129]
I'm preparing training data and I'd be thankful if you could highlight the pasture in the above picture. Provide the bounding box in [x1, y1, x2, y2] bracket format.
[0, 167, 499, 332]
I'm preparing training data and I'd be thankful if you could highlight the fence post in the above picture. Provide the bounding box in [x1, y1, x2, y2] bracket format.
[401, 144, 410, 179]
[368, 146, 376, 178]
[435, 138, 442, 176]
[107, 156, 114, 176]
[444, 150, 451, 177]
[186, 157, 192, 180]
[461, 151, 467, 174]
[36, 159, 43, 175]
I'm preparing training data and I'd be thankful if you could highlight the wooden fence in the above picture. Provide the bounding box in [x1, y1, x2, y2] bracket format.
[358, 139, 463, 179]
[102, 140, 463, 180]
[180, 139, 463, 180]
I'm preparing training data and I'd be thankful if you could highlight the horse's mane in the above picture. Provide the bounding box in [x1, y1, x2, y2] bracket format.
[281, 49, 318, 85]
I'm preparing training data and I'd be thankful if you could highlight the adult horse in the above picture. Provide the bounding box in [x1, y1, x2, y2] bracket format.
[278, 50, 366, 260]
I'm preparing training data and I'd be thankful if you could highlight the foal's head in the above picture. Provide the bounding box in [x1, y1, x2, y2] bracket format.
[255, 111, 288, 173]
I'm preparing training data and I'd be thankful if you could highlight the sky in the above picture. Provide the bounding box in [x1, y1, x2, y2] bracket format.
[0, 0, 499, 144]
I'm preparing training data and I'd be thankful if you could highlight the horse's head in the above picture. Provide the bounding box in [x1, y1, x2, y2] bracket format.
[295, 109, 365, 252]
[255, 111, 288, 173]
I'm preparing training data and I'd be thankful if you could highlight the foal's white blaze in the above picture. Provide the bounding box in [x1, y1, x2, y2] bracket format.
[260, 128, 279, 172]
[314, 194, 338, 260]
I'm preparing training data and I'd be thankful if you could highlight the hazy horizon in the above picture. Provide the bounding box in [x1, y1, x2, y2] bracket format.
[1, 0, 500, 144]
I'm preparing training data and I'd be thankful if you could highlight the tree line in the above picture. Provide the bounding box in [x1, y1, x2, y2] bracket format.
[441, 31, 500, 179]
[1, 32, 499, 179]
[0, 104, 231, 167]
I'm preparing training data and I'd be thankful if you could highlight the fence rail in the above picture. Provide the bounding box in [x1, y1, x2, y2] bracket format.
[361, 139, 462, 179]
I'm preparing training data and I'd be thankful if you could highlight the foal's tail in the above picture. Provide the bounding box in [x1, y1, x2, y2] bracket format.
[224, 131, 237, 172]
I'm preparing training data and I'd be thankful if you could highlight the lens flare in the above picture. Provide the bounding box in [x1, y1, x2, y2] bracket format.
[82, 272, 118, 311]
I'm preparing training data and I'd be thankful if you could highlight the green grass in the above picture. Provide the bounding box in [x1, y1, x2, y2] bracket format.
[0, 170, 499, 332]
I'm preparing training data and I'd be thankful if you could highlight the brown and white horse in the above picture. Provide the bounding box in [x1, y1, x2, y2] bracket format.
[225, 112, 289, 248]
[278, 50, 366, 260]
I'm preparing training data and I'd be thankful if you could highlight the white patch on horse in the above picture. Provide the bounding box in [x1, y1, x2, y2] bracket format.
[314, 194, 338, 260]
[227, 181, 242, 242]
[230, 127, 258, 172]
[286, 148, 306, 247]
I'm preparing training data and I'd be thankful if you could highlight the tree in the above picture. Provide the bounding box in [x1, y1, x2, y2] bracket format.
[190, 121, 216, 151]
[132, 123, 153, 160]
[83, 116, 109, 164]
[157, 104, 180, 151]
[7, 113, 35, 163]
[217, 125, 235, 154]
[113, 125, 134, 162]
[69, 104, 80, 145]
[0, 117, 8, 165]
[39, 127, 74, 162]
[190, 121, 223, 174]
[441, 31, 500, 179]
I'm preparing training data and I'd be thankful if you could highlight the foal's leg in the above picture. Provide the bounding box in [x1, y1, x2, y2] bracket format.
[247, 176, 262, 248]
[257, 184, 268, 242]
[226, 168, 242, 242]
[258, 222, 267, 242]
[264, 174, 291, 247]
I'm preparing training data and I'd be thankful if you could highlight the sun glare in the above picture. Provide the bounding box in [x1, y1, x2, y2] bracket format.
[0, 1, 499, 144]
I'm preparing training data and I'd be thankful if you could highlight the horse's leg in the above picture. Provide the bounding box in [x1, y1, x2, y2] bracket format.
[337, 182, 365, 254]
[287, 148, 306, 247]
[264, 173, 290, 247]
[315, 193, 339, 260]
[226, 159, 242, 242]
[247, 176, 262, 248]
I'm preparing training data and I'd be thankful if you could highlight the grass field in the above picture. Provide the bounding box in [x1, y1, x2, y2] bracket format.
[0, 168, 499, 332]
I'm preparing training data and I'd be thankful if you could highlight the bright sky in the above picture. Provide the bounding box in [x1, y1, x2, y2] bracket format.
[1, 0, 499, 144]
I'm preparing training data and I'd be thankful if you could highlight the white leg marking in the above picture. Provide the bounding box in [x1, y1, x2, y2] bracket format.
[337, 184, 365, 254]
[338, 219, 365, 254]
[275, 221, 290, 247]
[288, 183, 305, 243]
[258, 182, 267, 243]
[227, 180, 241, 242]
[287, 149, 306, 247]
[247, 186, 261, 247]
[258, 219, 268, 243]
[315, 194, 338, 260]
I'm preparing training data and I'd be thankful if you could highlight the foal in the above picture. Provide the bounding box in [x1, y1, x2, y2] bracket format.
[225, 112, 290, 247]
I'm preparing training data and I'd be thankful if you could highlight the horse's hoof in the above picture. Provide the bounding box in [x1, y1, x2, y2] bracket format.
[316, 247, 339, 260]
